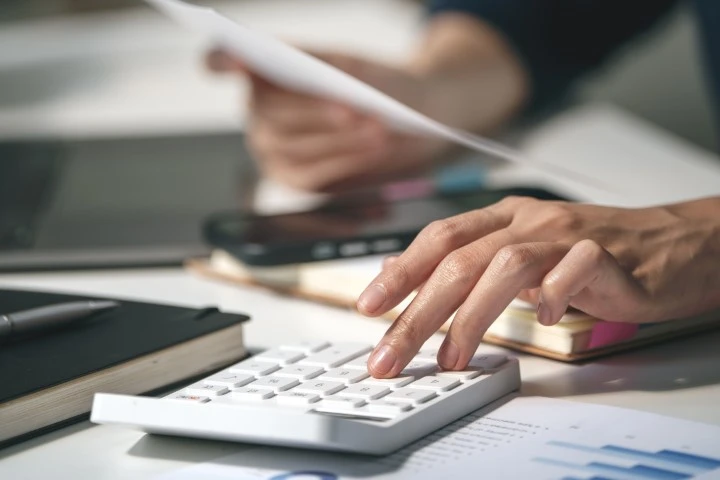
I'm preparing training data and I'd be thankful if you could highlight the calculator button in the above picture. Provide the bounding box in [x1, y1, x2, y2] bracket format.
[185, 383, 229, 397]
[279, 341, 331, 354]
[401, 361, 438, 377]
[253, 349, 306, 365]
[294, 380, 345, 396]
[273, 365, 325, 381]
[319, 396, 366, 409]
[436, 368, 483, 381]
[251, 376, 300, 393]
[361, 375, 414, 389]
[275, 392, 321, 406]
[228, 360, 280, 376]
[384, 388, 437, 405]
[166, 393, 210, 403]
[299, 344, 373, 369]
[409, 376, 460, 392]
[203, 372, 255, 388]
[231, 387, 275, 401]
[317, 368, 369, 384]
[413, 348, 440, 363]
[340, 384, 390, 400]
[367, 400, 413, 415]
[342, 353, 371, 370]
[468, 354, 508, 370]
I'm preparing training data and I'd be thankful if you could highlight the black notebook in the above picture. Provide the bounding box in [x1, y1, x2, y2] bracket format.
[0, 289, 249, 447]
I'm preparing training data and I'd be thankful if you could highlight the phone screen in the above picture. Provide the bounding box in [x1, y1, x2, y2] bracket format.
[205, 185, 569, 265]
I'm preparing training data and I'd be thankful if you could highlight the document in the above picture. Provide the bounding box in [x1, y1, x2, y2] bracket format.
[157, 397, 720, 480]
[144, 0, 600, 187]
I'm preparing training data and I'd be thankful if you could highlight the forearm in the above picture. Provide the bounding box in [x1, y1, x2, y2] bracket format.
[662, 196, 720, 316]
[406, 13, 530, 133]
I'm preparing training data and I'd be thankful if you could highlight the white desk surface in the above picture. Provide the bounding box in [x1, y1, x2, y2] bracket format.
[2, 1, 720, 478]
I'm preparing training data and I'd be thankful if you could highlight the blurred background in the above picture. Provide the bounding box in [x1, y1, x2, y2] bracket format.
[0, 0, 717, 272]
[0, 0, 716, 149]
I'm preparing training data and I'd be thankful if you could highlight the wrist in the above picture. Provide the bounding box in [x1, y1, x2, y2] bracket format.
[405, 13, 530, 132]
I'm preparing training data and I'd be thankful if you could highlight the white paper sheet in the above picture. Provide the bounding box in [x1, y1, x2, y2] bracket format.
[144, 0, 604, 188]
[156, 397, 720, 480]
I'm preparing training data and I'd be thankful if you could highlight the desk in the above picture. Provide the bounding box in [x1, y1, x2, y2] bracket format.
[1, 1, 720, 478]
[0, 269, 719, 479]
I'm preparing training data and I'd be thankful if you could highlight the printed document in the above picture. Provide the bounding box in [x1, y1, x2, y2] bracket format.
[157, 396, 720, 480]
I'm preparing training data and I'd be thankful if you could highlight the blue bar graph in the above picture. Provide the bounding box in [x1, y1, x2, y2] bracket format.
[534, 440, 720, 480]
[535, 458, 691, 479]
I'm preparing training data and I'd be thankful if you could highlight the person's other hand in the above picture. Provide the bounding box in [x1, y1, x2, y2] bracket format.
[357, 196, 720, 378]
[207, 49, 447, 193]
[206, 14, 529, 192]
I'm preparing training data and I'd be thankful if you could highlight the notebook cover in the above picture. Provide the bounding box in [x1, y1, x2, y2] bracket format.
[185, 257, 720, 362]
[0, 288, 249, 405]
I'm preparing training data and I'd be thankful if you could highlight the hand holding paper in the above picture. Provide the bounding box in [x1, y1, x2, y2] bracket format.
[146, 0, 602, 190]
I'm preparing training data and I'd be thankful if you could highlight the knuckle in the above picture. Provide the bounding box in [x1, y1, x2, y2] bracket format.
[492, 245, 536, 274]
[389, 315, 424, 347]
[387, 259, 410, 290]
[574, 239, 607, 264]
[438, 250, 479, 286]
[538, 204, 581, 231]
[247, 127, 276, 157]
[499, 195, 534, 208]
[420, 217, 467, 250]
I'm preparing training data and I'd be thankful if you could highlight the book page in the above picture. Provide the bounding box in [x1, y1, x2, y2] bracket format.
[156, 396, 720, 479]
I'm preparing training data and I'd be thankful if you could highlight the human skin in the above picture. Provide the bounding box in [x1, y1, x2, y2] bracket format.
[357, 196, 720, 378]
[206, 13, 529, 192]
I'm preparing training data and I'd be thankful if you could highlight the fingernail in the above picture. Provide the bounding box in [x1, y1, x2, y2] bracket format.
[369, 344, 398, 377]
[358, 284, 386, 314]
[537, 302, 553, 326]
[438, 340, 460, 370]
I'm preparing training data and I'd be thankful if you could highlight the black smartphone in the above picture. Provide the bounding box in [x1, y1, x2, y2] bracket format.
[204, 185, 569, 266]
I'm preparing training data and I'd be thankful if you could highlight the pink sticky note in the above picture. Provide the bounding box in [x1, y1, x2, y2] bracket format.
[588, 322, 639, 349]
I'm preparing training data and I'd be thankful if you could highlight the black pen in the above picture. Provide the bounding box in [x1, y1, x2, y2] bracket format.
[0, 300, 120, 340]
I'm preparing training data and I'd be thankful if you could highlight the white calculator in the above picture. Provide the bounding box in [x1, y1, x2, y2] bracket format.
[91, 342, 520, 455]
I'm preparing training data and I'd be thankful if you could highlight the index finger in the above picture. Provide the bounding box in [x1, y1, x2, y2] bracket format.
[357, 198, 519, 317]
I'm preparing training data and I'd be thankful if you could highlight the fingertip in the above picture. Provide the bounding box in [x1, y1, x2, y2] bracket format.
[368, 344, 399, 378]
[438, 339, 460, 370]
[357, 284, 387, 316]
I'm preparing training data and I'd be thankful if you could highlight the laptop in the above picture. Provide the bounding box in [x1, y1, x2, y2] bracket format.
[0, 133, 256, 271]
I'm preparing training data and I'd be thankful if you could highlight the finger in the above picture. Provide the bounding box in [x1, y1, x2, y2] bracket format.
[382, 256, 399, 270]
[251, 94, 357, 135]
[269, 121, 387, 164]
[538, 239, 647, 325]
[440, 242, 569, 370]
[262, 146, 387, 193]
[206, 48, 249, 73]
[357, 197, 524, 317]
[367, 229, 515, 378]
[517, 288, 541, 305]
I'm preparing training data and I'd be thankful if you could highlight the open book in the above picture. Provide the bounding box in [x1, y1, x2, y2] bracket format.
[186, 250, 720, 362]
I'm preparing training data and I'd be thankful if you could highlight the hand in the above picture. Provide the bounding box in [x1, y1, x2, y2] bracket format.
[206, 13, 529, 192]
[357, 196, 720, 378]
[207, 49, 447, 193]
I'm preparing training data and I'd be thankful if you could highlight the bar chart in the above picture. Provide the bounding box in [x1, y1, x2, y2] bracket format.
[533, 440, 720, 480]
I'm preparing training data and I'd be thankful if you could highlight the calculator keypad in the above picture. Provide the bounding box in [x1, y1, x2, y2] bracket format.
[166, 343, 507, 420]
